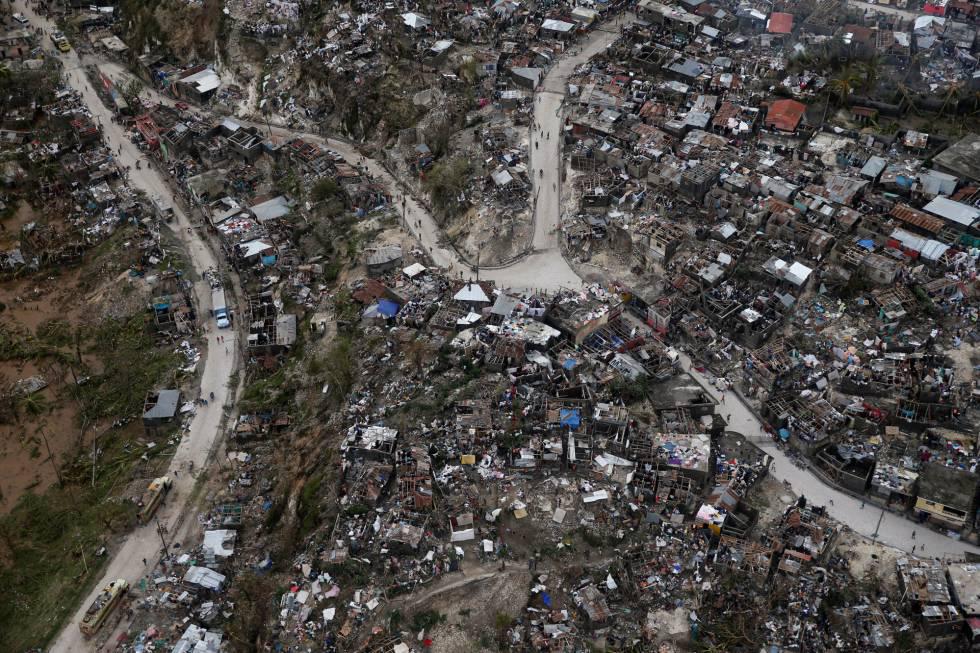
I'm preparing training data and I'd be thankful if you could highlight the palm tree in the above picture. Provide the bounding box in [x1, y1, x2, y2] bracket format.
[897, 84, 919, 116]
[938, 82, 962, 118]
[827, 69, 860, 106]
[860, 56, 881, 93]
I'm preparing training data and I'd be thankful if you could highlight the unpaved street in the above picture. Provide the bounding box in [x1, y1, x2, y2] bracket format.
[95, 6, 975, 561]
[12, 2, 240, 651]
[677, 351, 980, 559]
[25, 3, 978, 648]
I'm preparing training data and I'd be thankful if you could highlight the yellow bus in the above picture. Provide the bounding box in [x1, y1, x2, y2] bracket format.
[138, 476, 173, 524]
[79, 578, 128, 637]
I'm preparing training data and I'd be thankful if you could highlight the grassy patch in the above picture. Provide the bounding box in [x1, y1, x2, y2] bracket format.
[78, 313, 181, 422]
[0, 306, 181, 649]
[239, 369, 293, 412]
[0, 438, 140, 651]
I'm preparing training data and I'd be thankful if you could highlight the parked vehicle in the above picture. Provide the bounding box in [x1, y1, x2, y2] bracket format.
[150, 194, 174, 222]
[137, 476, 173, 524]
[13, 13, 29, 24]
[50, 30, 70, 52]
[79, 578, 128, 637]
[212, 287, 230, 329]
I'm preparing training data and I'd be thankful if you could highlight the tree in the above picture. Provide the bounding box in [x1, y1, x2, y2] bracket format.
[860, 56, 881, 93]
[896, 84, 920, 115]
[827, 69, 860, 106]
[423, 157, 472, 221]
[311, 177, 340, 203]
[19, 392, 49, 418]
[938, 82, 962, 118]
[122, 78, 144, 107]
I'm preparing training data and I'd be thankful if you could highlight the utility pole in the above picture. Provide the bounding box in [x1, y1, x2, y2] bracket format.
[871, 506, 885, 544]
[155, 516, 170, 556]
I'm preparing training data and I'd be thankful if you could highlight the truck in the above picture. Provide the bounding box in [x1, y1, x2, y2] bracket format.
[137, 476, 172, 524]
[50, 30, 71, 52]
[79, 578, 128, 637]
[150, 194, 174, 222]
[212, 287, 230, 329]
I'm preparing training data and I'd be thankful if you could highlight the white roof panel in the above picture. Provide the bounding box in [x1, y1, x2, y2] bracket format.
[454, 283, 490, 303]
[923, 196, 980, 227]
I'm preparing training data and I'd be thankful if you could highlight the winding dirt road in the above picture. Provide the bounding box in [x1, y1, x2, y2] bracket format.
[26, 5, 974, 650]
[12, 2, 240, 651]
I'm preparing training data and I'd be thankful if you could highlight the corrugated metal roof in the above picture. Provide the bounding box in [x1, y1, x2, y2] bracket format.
[890, 203, 945, 234]
[923, 196, 980, 227]
[765, 99, 806, 132]
[767, 12, 794, 34]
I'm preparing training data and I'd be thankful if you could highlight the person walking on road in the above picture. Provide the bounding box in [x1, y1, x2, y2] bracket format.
[911, 530, 916, 539]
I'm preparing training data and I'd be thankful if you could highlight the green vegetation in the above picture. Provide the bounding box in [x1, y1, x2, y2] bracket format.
[225, 573, 275, 650]
[239, 369, 294, 412]
[323, 336, 355, 401]
[117, 0, 165, 53]
[411, 609, 447, 632]
[79, 313, 181, 423]
[610, 374, 649, 404]
[0, 305, 181, 649]
[296, 473, 324, 537]
[312, 177, 341, 203]
[826, 68, 861, 107]
[422, 157, 472, 222]
[0, 429, 159, 651]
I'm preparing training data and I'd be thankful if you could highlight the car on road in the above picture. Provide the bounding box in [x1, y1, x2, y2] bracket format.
[13, 12, 28, 24]
[50, 31, 71, 52]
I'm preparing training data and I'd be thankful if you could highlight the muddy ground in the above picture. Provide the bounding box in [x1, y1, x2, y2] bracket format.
[0, 202, 158, 511]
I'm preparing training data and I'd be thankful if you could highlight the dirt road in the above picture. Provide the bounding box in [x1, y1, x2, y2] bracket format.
[846, 0, 921, 20]
[35, 5, 974, 647]
[677, 351, 980, 559]
[98, 18, 626, 293]
[13, 3, 240, 651]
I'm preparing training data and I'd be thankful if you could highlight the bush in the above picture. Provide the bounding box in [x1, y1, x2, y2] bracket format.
[423, 158, 472, 222]
[312, 177, 341, 203]
[610, 375, 649, 404]
[411, 610, 446, 632]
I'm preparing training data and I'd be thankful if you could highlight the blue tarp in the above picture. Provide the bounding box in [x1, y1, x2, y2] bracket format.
[541, 592, 552, 608]
[857, 239, 875, 251]
[377, 299, 400, 318]
[559, 408, 580, 429]
[563, 358, 577, 370]
[779, 428, 790, 441]
[261, 254, 277, 266]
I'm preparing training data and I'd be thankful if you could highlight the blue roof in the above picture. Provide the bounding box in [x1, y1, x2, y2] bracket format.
[377, 299, 400, 318]
[559, 408, 581, 429]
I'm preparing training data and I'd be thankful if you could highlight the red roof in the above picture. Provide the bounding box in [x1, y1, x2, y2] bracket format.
[767, 12, 794, 34]
[764, 99, 807, 132]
